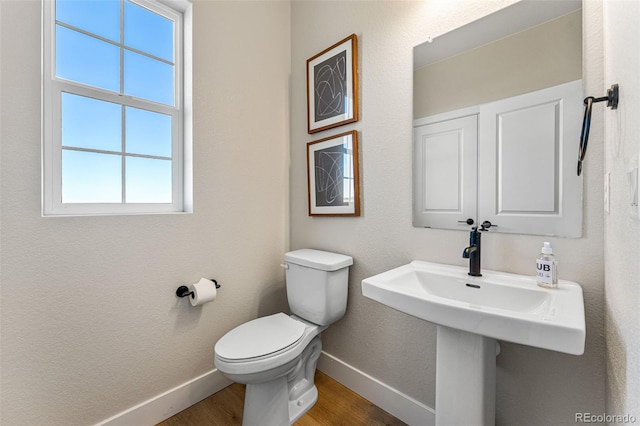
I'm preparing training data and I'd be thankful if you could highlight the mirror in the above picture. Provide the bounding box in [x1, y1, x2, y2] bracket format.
[412, 0, 584, 237]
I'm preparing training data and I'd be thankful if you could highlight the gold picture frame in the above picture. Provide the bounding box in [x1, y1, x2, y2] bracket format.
[306, 34, 359, 134]
[307, 131, 360, 216]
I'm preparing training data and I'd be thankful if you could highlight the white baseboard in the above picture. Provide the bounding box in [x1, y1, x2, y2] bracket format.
[317, 351, 435, 426]
[94, 352, 434, 426]
[95, 369, 233, 426]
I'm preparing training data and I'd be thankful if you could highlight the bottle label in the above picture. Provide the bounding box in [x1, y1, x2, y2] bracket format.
[536, 259, 555, 284]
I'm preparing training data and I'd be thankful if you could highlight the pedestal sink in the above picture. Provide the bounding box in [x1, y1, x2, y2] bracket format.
[362, 260, 585, 426]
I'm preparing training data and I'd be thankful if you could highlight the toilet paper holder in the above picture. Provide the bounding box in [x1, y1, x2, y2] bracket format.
[176, 279, 220, 298]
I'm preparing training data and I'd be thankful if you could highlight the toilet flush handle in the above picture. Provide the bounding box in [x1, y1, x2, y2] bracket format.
[280, 263, 289, 270]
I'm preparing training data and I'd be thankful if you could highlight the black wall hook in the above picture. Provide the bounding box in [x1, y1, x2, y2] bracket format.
[578, 84, 619, 176]
[176, 279, 220, 299]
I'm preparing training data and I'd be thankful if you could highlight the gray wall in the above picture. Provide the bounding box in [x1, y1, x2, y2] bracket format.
[603, 0, 640, 418]
[290, 1, 605, 424]
[0, 1, 291, 424]
[414, 10, 582, 119]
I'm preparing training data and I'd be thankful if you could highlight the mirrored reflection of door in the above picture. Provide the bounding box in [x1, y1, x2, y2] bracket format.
[413, 115, 477, 229]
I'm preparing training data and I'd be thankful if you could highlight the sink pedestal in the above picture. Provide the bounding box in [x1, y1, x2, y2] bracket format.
[436, 326, 498, 426]
[363, 261, 586, 424]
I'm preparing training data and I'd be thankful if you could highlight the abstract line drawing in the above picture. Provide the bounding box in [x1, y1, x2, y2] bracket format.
[314, 51, 347, 122]
[314, 144, 346, 207]
[307, 131, 360, 216]
[307, 34, 358, 134]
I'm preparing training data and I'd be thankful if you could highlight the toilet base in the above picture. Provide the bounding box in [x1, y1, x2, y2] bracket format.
[241, 335, 322, 426]
[289, 384, 318, 424]
[242, 381, 319, 426]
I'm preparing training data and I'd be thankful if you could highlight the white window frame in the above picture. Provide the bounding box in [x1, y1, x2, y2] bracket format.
[42, 0, 193, 216]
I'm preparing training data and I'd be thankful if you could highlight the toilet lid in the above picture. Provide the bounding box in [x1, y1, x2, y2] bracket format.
[215, 313, 306, 361]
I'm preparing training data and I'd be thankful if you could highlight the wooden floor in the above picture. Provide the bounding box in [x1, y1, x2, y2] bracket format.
[157, 371, 407, 426]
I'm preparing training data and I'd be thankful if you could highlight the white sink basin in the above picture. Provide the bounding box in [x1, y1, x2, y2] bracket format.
[362, 260, 585, 355]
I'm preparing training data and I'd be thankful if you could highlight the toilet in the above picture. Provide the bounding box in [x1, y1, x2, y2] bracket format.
[214, 249, 353, 426]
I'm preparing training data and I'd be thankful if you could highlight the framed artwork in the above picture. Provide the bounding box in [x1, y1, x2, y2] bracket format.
[307, 34, 359, 134]
[307, 131, 360, 216]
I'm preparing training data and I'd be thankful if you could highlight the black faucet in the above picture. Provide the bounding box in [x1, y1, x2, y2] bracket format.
[462, 221, 496, 277]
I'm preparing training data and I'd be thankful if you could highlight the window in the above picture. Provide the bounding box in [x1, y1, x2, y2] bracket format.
[43, 0, 192, 215]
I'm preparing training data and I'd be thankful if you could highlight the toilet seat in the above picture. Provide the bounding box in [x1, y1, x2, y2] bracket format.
[214, 314, 325, 377]
[215, 313, 306, 362]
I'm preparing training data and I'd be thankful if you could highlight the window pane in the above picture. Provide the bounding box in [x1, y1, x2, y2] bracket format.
[126, 157, 172, 203]
[62, 150, 122, 203]
[56, 25, 120, 92]
[124, 50, 174, 105]
[62, 93, 122, 152]
[126, 107, 171, 157]
[56, 0, 120, 42]
[124, 0, 173, 62]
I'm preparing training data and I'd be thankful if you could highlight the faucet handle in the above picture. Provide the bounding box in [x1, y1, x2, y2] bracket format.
[480, 220, 497, 231]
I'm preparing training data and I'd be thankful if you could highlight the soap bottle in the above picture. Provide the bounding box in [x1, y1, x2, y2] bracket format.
[536, 242, 558, 288]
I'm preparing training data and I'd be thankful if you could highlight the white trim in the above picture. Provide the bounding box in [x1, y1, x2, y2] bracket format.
[413, 104, 480, 128]
[156, 0, 192, 13]
[93, 352, 434, 426]
[95, 368, 232, 426]
[181, 1, 193, 213]
[317, 351, 435, 426]
[42, 0, 191, 216]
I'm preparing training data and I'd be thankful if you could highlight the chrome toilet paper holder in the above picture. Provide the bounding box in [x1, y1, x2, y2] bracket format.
[176, 279, 220, 298]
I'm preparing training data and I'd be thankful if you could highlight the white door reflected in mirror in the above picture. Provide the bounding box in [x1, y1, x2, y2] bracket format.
[412, 0, 584, 237]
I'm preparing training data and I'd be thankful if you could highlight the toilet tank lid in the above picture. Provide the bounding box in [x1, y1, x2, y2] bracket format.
[285, 249, 353, 271]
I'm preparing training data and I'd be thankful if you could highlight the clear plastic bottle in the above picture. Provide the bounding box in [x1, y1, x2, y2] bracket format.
[536, 242, 558, 288]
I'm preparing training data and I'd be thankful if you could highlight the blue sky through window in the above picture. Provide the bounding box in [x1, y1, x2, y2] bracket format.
[56, 0, 176, 204]
[124, 50, 174, 105]
[125, 0, 174, 61]
[62, 150, 122, 203]
[62, 93, 122, 151]
[56, 25, 121, 92]
[126, 107, 172, 157]
[56, 0, 120, 42]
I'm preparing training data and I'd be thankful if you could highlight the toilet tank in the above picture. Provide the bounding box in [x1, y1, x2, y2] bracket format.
[284, 249, 353, 326]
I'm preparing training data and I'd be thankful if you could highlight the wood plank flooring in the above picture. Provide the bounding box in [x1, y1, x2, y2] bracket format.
[157, 371, 407, 426]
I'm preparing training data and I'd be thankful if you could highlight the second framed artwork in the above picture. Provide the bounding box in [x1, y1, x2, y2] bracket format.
[307, 34, 359, 134]
[307, 131, 360, 216]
